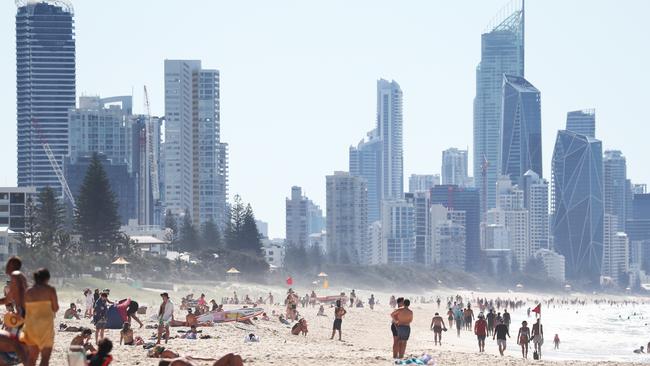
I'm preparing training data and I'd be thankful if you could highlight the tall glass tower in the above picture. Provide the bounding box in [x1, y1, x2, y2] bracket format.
[16, 0, 76, 193]
[566, 109, 595, 138]
[377, 79, 403, 200]
[500, 74, 542, 184]
[551, 130, 603, 282]
[473, 2, 524, 215]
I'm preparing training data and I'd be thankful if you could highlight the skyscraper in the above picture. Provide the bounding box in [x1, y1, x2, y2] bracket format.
[551, 130, 603, 282]
[163, 60, 228, 229]
[326, 172, 368, 264]
[407, 191, 430, 265]
[430, 185, 480, 271]
[603, 150, 627, 232]
[522, 170, 549, 252]
[285, 186, 323, 247]
[602, 214, 628, 285]
[408, 174, 440, 193]
[492, 176, 529, 270]
[500, 75, 542, 184]
[473, 3, 524, 214]
[377, 79, 404, 200]
[16, 1, 76, 193]
[430, 204, 466, 270]
[382, 198, 416, 265]
[441, 148, 469, 186]
[349, 130, 382, 223]
[566, 109, 596, 138]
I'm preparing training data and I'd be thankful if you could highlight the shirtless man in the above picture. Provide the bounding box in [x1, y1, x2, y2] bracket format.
[0, 257, 27, 319]
[390, 297, 404, 358]
[430, 312, 446, 345]
[532, 318, 544, 359]
[330, 300, 346, 341]
[391, 299, 413, 359]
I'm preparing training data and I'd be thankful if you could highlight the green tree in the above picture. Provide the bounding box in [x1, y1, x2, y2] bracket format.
[225, 195, 245, 250]
[284, 243, 308, 272]
[179, 209, 199, 252]
[307, 244, 324, 270]
[36, 186, 65, 248]
[74, 153, 121, 253]
[200, 219, 222, 249]
[240, 204, 262, 254]
[21, 195, 38, 251]
[164, 209, 178, 238]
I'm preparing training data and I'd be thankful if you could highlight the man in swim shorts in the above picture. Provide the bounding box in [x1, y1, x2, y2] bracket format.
[391, 299, 413, 359]
[474, 313, 487, 352]
[532, 318, 544, 359]
[493, 318, 510, 356]
[157, 293, 174, 345]
[330, 300, 346, 341]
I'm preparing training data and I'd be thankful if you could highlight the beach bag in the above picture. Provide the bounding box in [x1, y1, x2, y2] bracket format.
[533, 351, 539, 360]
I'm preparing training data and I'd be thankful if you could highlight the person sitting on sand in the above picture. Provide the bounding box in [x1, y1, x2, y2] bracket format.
[70, 328, 96, 353]
[261, 313, 270, 321]
[317, 305, 326, 316]
[279, 315, 290, 325]
[181, 325, 198, 339]
[291, 318, 308, 336]
[634, 346, 645, 354]
[157, 353, 244, 366]
[87, 338, 113, 366]
[64, 303, 80, 320]
[120, 322, 134, 345]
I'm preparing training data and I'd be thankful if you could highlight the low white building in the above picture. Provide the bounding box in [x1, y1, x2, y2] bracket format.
[0, 227, 19, 263]
[121, 220, 171, 256]
[130, 235, 169, 257]
[308, 231, 327, 254]
[534, 249, 566, 283]
[262, 238, 285, 268]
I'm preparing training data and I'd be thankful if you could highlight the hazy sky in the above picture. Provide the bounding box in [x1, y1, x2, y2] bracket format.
[1, 0, 649, 238]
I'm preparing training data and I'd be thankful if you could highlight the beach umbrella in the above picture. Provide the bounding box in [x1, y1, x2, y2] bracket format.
[226, 267, 240, 274]
[317, 272, 328, 277]
[516, 283, 523, 288]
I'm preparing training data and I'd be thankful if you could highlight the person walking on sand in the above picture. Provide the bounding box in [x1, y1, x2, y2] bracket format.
[21, 268, 58, 366]
[486, 309, 495, 336]
[157, 293, 174, 345]
[390, 297, 404, 358]
[330, 300, 346, 341]
[391, 299, 413, 359]
[554, 334, 560, 349]
[447, 308, 454, 329]
[517, 321, 531, 359]
[474, 313, 488, 352]
[493, 318, 510, 356]
[430, 312, 446, 346]
[532, 318, 544, 358]
[93, 292, 109, 344]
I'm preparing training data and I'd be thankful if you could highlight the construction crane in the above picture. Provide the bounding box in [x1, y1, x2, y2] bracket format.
[143, 86, 160, 202]
[31, 118, 76, 207]
[481, 154, 490, 218]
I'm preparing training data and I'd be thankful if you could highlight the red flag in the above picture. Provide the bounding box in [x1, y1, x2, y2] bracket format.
[532, 304, 541, 314]
[286, 276, 293, 286]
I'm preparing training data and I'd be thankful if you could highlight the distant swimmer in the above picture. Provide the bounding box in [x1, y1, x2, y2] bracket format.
[430, 312, 446, 346]
[633, 346, 645, 354]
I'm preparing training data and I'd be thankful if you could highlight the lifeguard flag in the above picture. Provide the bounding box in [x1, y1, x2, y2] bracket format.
[323, 279, 329, 289]
[532, 304, 541, 315]
[286, 276, 293, 286]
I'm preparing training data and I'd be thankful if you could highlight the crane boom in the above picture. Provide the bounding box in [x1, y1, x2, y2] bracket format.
[143, 86, 160, 201]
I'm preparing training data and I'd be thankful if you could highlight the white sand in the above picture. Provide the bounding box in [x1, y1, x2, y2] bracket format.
[46, 283, 648, 366]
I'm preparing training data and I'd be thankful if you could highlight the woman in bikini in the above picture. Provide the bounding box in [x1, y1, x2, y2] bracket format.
[517, 320, 531, 359]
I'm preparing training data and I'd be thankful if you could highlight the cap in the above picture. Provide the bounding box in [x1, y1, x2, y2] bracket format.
[160, 292, 169, 298]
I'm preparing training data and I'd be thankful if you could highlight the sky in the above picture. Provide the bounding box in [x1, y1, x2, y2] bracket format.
[1, 0, 649, 238]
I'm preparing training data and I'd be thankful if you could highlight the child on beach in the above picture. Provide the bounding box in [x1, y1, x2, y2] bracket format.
[120, 322, 134, 345]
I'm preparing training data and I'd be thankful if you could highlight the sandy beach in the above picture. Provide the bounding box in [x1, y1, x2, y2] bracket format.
[48, 281, 650, 366]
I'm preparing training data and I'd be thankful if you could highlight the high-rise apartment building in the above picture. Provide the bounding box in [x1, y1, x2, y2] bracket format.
[603, 150, 628, 232]
[473, 3, 524, 214]
[406, 192, 430, 265]
[285, 186, 324, 247]
[163, 60, 228, 229]
[382, 198, 415, 265]
[430, 185, 480, 271]
[326, 172, 367, 264]
[522, 170, 549, 252]
[551, 130, 603, 282]
[500, 75, 542, 184]
[566, 109, 595, 138]
[602, 214, 628, 285]
[408, 174, 440, 193]
[349, 130, 382, 223]
[377, 79, 404, 200]
[430, 204, 466, 270]
[16, 1, 76, 194]
[441, 148, 469, 187]
[489, 176, 530, 270]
